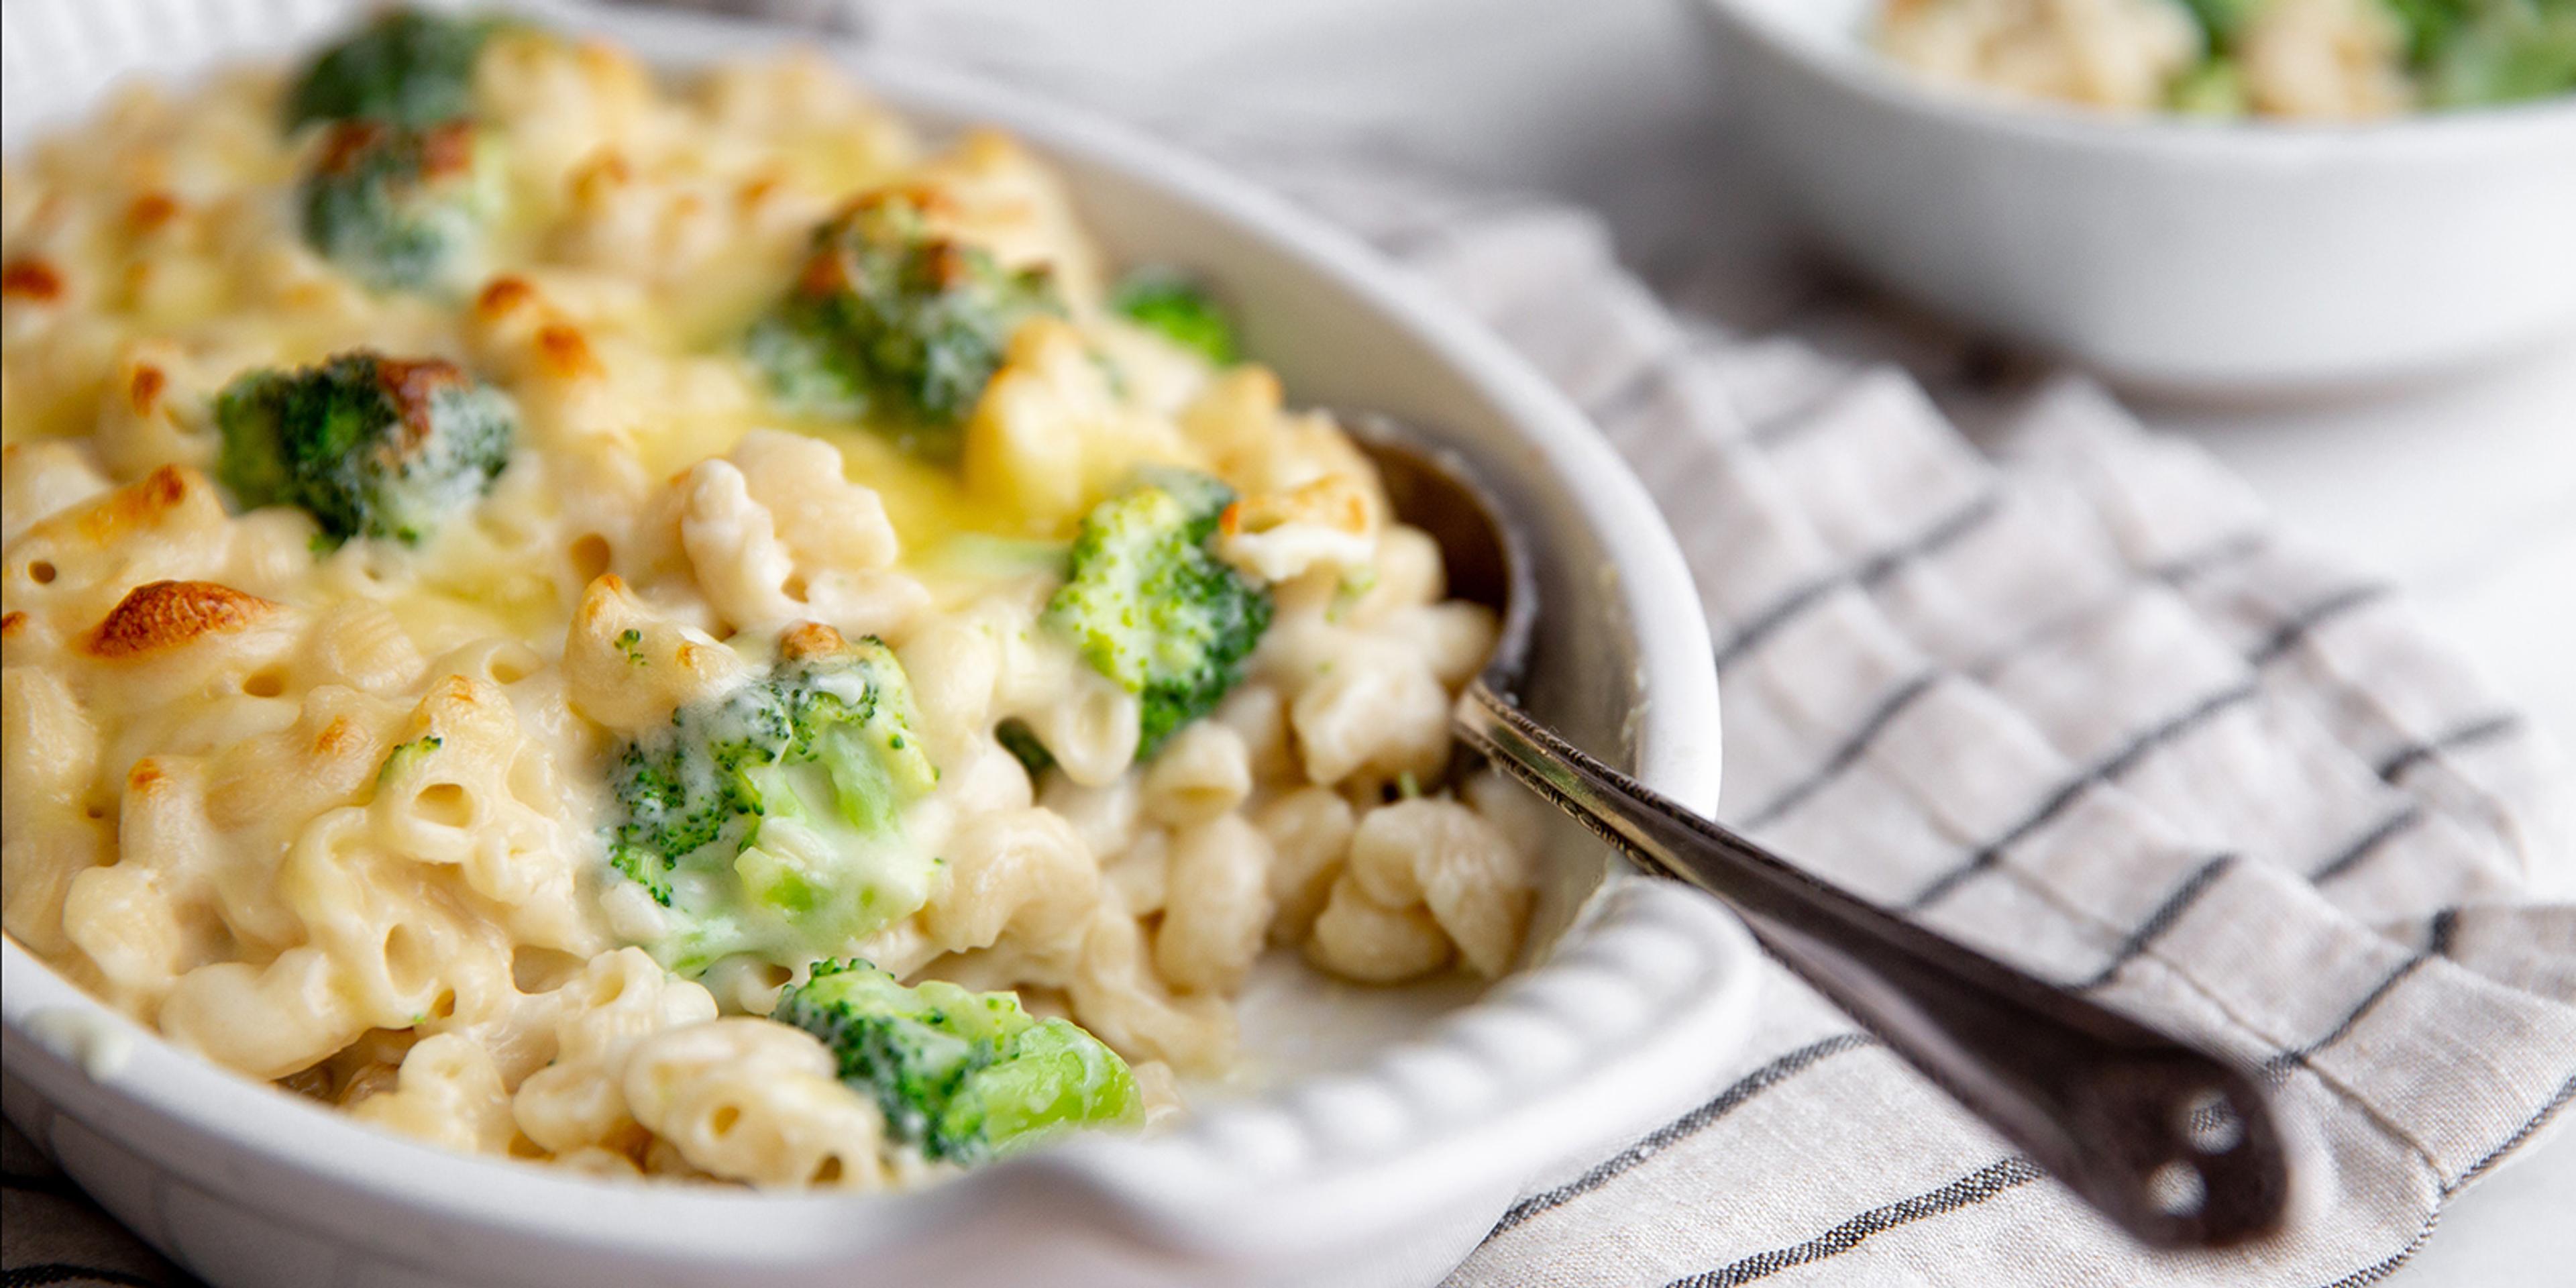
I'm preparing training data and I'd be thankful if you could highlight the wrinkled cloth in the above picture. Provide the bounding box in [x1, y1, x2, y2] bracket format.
[1248, 161, 2576, 1288]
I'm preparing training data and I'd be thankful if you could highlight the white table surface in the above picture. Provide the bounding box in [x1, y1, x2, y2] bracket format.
[861, 0, 2575, 1281]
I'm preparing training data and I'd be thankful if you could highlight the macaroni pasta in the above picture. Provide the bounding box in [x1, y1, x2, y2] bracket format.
[1, 13, 1534, 1189]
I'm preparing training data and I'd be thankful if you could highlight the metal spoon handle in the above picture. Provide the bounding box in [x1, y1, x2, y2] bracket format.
[1456, 682, 2290, 1248]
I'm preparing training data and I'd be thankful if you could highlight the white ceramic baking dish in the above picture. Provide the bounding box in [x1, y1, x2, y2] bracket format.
[0, 3, 1758, 1286]
[1693, 0, 2576, 393]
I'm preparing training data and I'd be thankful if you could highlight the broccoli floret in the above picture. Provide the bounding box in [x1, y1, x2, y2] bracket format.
[2174, 0, 2264, 48]
[744, 195, 1061, 455]
[2400, 0, 2576, 107]
[301, 119, 492, 292]
[1044, 470, 1272, 758]
[2167, 57, 2250, 115]
[214, 350, 515, 547]
[1110, 270, 1240, 366]
[2173, 0, 2575, 109]
[606, 631, 942, 972]
[773, 959, 1142, 1163]
[286, 7, 507, 131]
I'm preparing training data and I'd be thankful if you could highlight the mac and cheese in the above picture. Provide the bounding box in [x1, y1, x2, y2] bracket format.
[1, 9, 1534, 1189]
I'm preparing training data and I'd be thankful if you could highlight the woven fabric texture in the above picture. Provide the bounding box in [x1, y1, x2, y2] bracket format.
[1237, 156, 2575, 1288]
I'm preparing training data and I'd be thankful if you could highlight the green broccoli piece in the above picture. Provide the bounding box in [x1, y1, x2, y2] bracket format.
[744, 195, 1061, 455]
[376, 735, 444, 786]
[1110, 270, 1240, 366]
[606, 631, 942, 973]
[2174, 0, 2266, 49]
[214, 350, 515, 547]
[300, 119, 493, 292]
[286, 7, 508, 131]
[2167, 57, 2251, 115]
[1044, 470, 1272, 758]
[773, 959, 1142, 1163]
[2401, 0, 2576, 107]
[994, 719, 1056, 777]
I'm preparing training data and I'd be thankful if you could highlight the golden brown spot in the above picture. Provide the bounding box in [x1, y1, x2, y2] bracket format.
[583, 150, 633, 186]
[572, 576, 627, 633]
[84, 580, 277, 659]
[843, 184, 955, 221]
[127, 759, 167, 793]
[128, 364, 168, 416]
[476, 276, 537, 319]
[121, 259, 158, 300]
[312, 716, 365, 759]
[1218, 502, 1243, 537]
[372, 358, 471, 451]
[735, 174, 783, 210]
[795, 248, 851, 299]
[1, 257, 65, 301]
[535, 325, 603, 379]
[776, 622, 848, 662]
[1337, 492, 1368, 529]
[76, 466, 205, 545]
[575, 41, 630, 79]
[920, 241, 973, 290]
[315, 121, 390, 175]
[417, 121, 476, 179]
[1, 611, 26, 638]
[144, 465, 188, 504]
[127, 191, 181, 233]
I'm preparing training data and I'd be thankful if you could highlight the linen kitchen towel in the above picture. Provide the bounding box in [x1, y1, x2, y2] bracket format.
[1224, 150, 2576, 1288]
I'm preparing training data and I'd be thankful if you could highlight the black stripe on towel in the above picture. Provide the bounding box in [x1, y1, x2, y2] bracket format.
[2263, 953, 2436, 1076]
[2074, 855, 2237, 991]
[2376, 714, 2522, 783]
[2449, 1069, 2576, 1194]
[2425, 908, 2461, 959]
[1741, 371, 1878, 451]
[1664, 1157, 2045, 1288]
[2312, 1208, 2445, 1288]
[2247, 583, 2394, 665]
[2309, 806, 2426, 884]
[1737, 674, 1943, 831]
[1582, 333, 1700, 427]
[1489, 1033, 1878, 1236]
[2150, 530, 2269, 585]
[1713, 491, 2002, 673]
[1905, 681, 2260, 910]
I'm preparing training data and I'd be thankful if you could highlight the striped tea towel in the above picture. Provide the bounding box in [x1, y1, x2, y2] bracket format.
[1225, 152, 2576, 1287]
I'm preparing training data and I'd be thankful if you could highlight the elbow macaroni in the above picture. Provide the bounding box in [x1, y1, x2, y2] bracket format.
[3, 28, 1542, 1190]
[1877, 0, 2422, 119]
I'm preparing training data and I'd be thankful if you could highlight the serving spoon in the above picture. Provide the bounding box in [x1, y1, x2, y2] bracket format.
[1344, 415, 2291, 1250]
